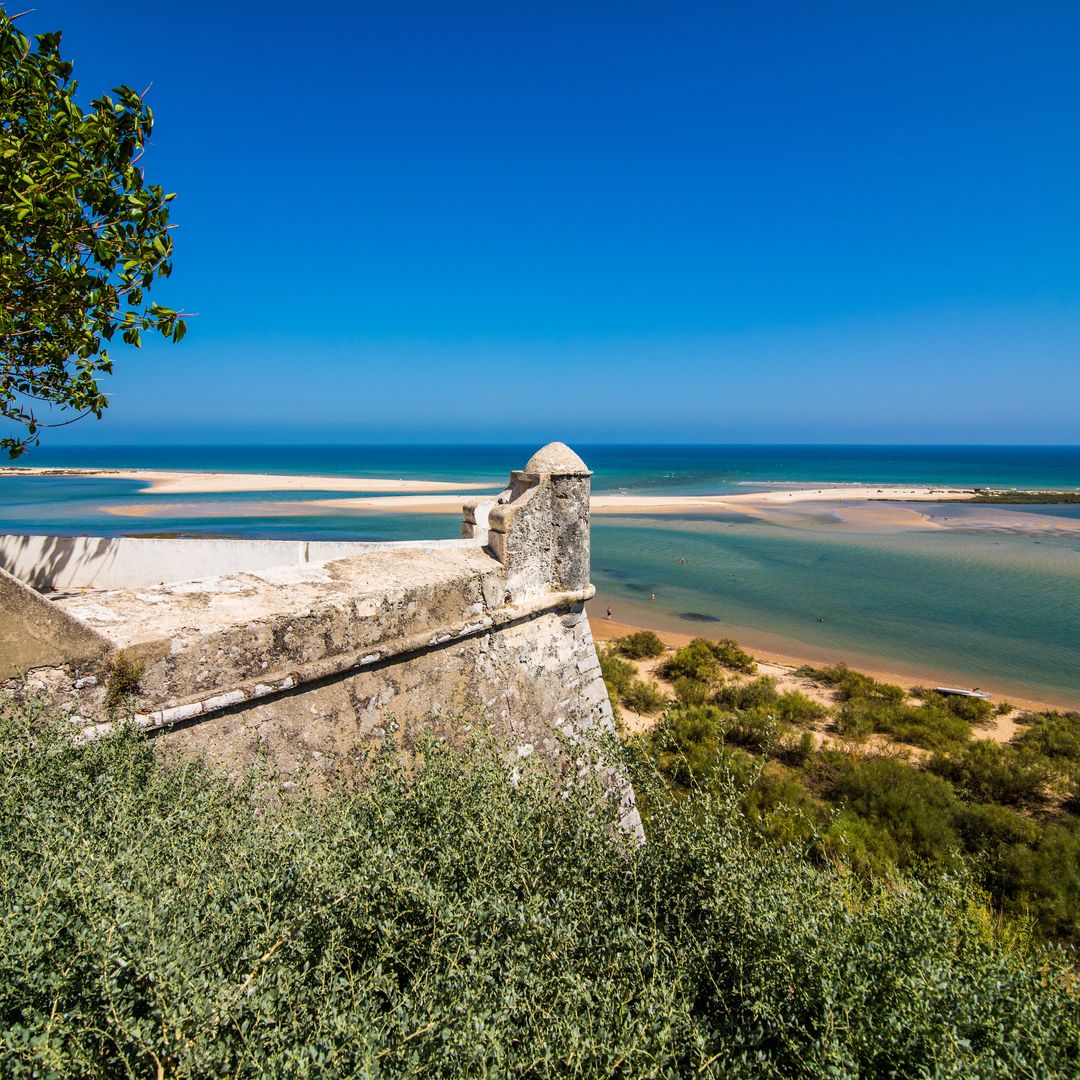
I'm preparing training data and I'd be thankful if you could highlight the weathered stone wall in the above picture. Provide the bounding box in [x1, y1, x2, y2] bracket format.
[0, 444, 639, 835]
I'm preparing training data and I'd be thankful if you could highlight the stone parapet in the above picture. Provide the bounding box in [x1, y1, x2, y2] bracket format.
[0, 445, 639, 837]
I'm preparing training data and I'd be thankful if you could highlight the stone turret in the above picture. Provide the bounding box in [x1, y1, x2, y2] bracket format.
[463, 443, 593, 600]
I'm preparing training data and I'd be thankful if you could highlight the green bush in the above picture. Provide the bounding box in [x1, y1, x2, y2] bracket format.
[1015, 711, 1080, 771]
[837, 696, 971, 752]
[834, 701, 875, 739]
[956, 801, 1039, 851]
[599, 648, 634, 698]
[797, 663, 905, 704]
[649, 704, 728, 787]
[673, 676, 709, 706]
[823, 757, 964, 870]
[664, 638, 757, 684]
[781, 729, 817, 766]
[709, 638, 758, 674]
[882, 700, 972, 751]
[663, 639, 722, 684]
[722, 706, 781, 753]
[622, 678, 666, 715]
[930, 741, 1048, 806]
[994, 817, 1080, 946]
[715, 675, 779, 711]
[775, 689, 828, 725]
[739, 764, 827, 848]
[2, 701, 1079, 1077]
[614, 630, 666, 659]
[926, 691, 995, 725]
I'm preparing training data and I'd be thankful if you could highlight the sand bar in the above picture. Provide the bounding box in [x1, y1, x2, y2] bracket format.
[0, 467, 500, 496]
[310, 484, 980, 513]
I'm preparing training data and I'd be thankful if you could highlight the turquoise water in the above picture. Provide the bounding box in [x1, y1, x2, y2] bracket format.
[591, 514, 1080, 703]
[2, 445, 1079, 702]
[11, 443, 1080, 493]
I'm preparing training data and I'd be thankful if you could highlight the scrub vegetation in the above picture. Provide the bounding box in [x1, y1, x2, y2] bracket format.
[611, 646, 1080, 950]
[2, 699, 1078, 1077]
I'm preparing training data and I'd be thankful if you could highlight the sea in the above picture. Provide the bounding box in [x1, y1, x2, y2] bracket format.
[3, 444, 1079, 705]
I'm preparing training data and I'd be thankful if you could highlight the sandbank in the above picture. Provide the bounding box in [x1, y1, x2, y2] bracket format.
[311, 485, 978, 514]
[0, 467, 499, 496]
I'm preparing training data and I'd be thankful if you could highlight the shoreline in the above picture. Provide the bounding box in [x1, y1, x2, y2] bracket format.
[586, 597, 1080, 714]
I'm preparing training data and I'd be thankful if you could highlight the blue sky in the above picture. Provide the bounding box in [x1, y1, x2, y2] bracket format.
[13, 2, 1080, 444]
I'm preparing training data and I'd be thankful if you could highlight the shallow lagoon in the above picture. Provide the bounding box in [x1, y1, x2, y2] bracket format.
[3, 445, 1079, 703]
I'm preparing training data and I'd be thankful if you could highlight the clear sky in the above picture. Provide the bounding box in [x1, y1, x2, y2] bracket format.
[12, 2, 1080, 445]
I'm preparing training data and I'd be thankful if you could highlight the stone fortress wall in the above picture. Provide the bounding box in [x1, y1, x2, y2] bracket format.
[0, 444, 639, 833]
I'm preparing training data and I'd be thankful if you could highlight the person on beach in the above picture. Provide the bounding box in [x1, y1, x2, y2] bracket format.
[650, 593, 656, 603]
[606, 607, 612, 618]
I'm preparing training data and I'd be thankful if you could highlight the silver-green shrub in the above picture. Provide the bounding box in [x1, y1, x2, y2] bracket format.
[1, 700, 1077, 1077]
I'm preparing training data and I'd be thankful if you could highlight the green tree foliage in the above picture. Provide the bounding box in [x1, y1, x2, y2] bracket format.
[2, 701, 1077, 1076]
[0, 11, 185, 457]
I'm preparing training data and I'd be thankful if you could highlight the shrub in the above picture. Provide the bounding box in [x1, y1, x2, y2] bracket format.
[1014, 711, 1080, 770]
[649, 704, 727, 787]
[926, 691, 995, 725]
[823, 758, 964, 871]
[663, 639, 722, 684]
[956, 801, 1039, 851]
[622, 678, 666, 715]
[929, 741, 1048, 806]
[775, 689, 828, 725]
[994, 817, 1080, 946]
[673, 676, 709, 706]
[835, 702, 875, 739]
[836, 696, 971, 752]
[615, 630, 665, 659]
[664, 637, 757, 683]
[781, 729, 817, 766]
[598, 648, 634, 698]
[721, 707, 780, 753]
[3, 700, 1079, 1077]
[739, 764, 827, 848]
[709, 638, 757, 674]
[714, 675, 778, 711]
[798, 663, 905, 704]
[820, 809, 903, 877]
[881, 700, 972, 752]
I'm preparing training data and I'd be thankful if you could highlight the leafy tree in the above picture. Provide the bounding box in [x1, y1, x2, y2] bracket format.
[0, 10, 185, 457]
